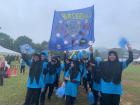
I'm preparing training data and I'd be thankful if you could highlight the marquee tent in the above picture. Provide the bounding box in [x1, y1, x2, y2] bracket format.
[0, 45, 21, 56]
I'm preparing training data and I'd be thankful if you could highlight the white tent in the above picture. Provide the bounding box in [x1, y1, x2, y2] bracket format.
[0, 45, 21, 56]
[133, 57, 140, 63]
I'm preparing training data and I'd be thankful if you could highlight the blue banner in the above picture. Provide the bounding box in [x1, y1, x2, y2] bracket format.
[49, 5, 94, 51]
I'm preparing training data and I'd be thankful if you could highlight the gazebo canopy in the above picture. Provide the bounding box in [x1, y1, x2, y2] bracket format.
[0, 45, 21, 56]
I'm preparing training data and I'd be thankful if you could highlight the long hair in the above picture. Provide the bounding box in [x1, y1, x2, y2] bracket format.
[29, 54, 42, 84]
[55, 57, 60, 68]
[64, 59, 70, 72]
[69, 60, 80, 80]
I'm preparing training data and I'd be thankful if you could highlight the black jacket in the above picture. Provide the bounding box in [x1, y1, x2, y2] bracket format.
[100, 51, 133, 84]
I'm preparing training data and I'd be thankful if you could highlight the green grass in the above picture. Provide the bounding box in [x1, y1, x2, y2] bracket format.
[0, 73, 27, 105]
[121, 65, 140, 105]
[0, 64, 140, 105]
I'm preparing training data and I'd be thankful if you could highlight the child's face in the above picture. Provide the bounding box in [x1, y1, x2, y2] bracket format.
[66, 59, 70, 64]
[51, 59, 56, 64]
[108, 53, 117, 61]
[70, 62, 74, 67]
[33, 56, 40, 62]
[41, 55, 45, 61]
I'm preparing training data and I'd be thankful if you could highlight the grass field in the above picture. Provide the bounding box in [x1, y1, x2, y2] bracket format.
[0, 64, 140, 105]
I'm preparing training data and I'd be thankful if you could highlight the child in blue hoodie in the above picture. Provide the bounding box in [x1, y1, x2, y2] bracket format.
[40, 57, 57, 105]
[100, 45, 133, 105]
[23, 53, 45, 105]
[54, 56, 62, 89]
[65, 59, 81, 105]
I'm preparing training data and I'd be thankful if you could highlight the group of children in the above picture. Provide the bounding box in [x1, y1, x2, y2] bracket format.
[22, 51, 63, 105]
[22, 45, 133, 105]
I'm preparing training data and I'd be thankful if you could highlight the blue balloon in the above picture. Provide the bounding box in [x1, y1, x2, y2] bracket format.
[87, 91, 95, 105]
[20, 44, 35, 54]
[56, 86, 65, 98]
[119, 37, 128, 48]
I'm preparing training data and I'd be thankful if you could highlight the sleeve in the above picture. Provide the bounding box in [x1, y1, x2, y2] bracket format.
[64, 70, 70, 82]
[122, 51, 133, 70]
[89, 52, 94, 61]
[76, 72, 81, 82]
[64, 52, 68, 61]
[64, 70, 70, 78]
[42, 62, 48, 75]
[126, 51, 133, 65]
[43, 63, 49, 75]
[79, 64, 83, 74]
[61, 63, 65, 71]
[22, 54, 32, 67]
[82, 66, 87, 78]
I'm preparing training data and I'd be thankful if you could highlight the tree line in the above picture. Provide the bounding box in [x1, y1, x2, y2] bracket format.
[0, 32, 139, 59]
[0, 32, 48, 52]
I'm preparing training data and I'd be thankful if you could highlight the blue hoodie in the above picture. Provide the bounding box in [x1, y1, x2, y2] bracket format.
[25, 60, 45, 88]
[65, 69, 81, 97]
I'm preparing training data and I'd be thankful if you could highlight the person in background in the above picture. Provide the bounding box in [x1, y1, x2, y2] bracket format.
[22, 53, 45, 105]
[99, 44, 133, 105]
[20, 58, 26, 74]
[4, 60, 10, 78]
[0, 55, 5, 86]
[0, 62, 5, 86]
[65, 57, 81, 105]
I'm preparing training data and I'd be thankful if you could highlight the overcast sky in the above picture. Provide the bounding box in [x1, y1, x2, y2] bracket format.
[0, 0, 140, 49]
